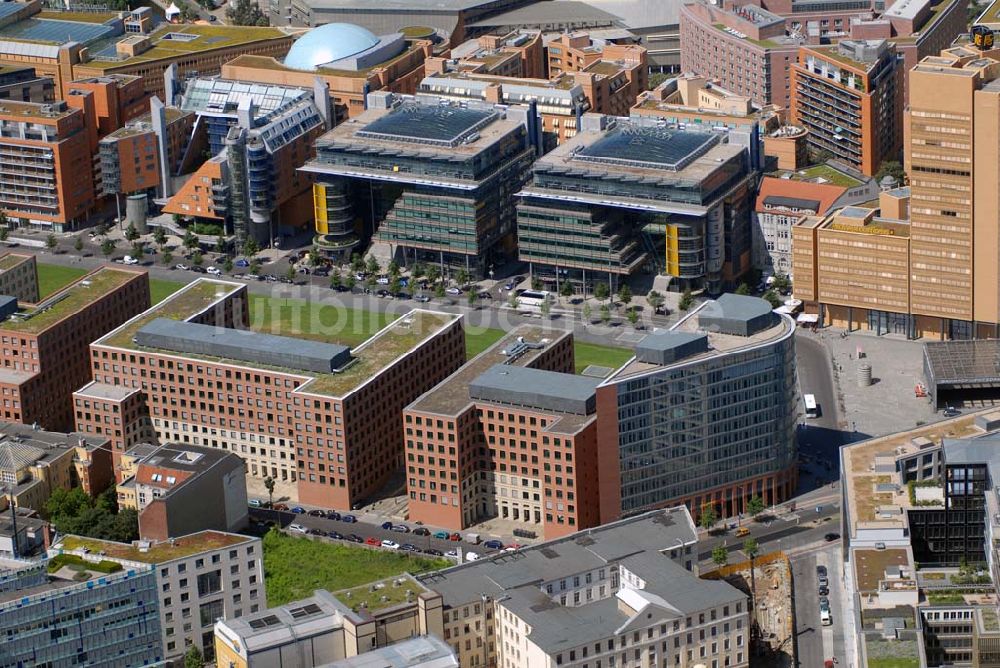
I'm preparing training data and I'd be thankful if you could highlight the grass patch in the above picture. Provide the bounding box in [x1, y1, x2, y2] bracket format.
[798, 164, 863, 188]
[149, 278, 185, 305]
[926, 592, 966, 604]
[247, 294, 395, 347]
[466, 327, 506, 359]
[36, 263, 86, 299]
[262, 529, 449, 606]
[868, 660, 920, 668]
[48, 553, 123, 574]
[573, 341, 634, 373]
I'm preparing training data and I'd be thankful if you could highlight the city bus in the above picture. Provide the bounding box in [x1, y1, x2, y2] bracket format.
[804, 393, 819, 419]
[516, 289, 551, 311]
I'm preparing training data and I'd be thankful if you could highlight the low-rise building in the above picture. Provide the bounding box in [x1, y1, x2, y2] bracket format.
[0, 252, 38, 303]
[0, 65, 54, 103]
[116, 442, 248, 541]
[328, 637, 459, 668]
[445, 29, 544, 78]
[753, 176, 846, 275]
[54, 530, 265, 665]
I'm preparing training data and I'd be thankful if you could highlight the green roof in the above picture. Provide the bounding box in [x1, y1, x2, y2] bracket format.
[57, 531, 251, 565]
[335, 573, 427, 613]
[0, 267, 138, 334]
[0, 253, 30, 272]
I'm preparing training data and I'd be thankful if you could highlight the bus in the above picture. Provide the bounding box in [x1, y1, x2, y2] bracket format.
[804, 394, 819, 419]
[516, 289, 551, 311]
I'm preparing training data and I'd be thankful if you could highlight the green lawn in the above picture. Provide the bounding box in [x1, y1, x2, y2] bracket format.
[574, 341, 634, 373]
[868, 660, 920, 668]
[465, 327, 506, 359]
[36, 263, 86, 299]
[149, 278, 185, 305]
[262, 529, 449, 606]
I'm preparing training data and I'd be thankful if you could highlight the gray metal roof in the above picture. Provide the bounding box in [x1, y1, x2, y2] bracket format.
[134, 318, 352, 373]
[558, 0, 683, 28]
[467, 0, 621, 27]
[576, 125, 719, 172]
[924, 339, 1000, 386]
[469, 364, 599, 414]
[698, 294, 775, 337]
[357, 103, 498, 147]
[634, 331, 708, 365]
[763, 195, 821, 211]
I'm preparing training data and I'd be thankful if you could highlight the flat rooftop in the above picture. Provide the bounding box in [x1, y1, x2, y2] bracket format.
[924, 339, 1000, 386]
[575, 125, 719, 172]
[0, 16, 117, 46]
[357, 104, 498, 147]
[0, 99, 76, 121]
[55, 531, 253, 565]
[75, 380, 140, 401]
[335, 573, 430, 614]
[0, 266, 139, 334]
[0, 253, 31, 272]
[469, 364, 599, 416]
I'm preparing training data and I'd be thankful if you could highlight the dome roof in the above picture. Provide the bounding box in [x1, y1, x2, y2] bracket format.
[284, 23, 379, 71]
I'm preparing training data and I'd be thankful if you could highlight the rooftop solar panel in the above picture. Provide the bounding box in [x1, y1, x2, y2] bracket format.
[357, 103, 497, 147]
[575, 125, 719, 172]
[0, 18, 117, 45]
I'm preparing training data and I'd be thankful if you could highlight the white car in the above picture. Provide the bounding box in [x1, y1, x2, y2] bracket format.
[288, 523, 307, 533]
[206, 267, 222, 276]
[376, 276, 390, 285]
[446, 287, 462, 295]
[122, 255, 139, 265]
[465, 551, 480, 562]
[381, 539, 400, 550]
[445, 549, 460, 559]
[175, 263, 189, 271]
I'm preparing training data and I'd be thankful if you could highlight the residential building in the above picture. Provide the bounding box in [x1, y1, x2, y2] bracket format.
[753, 175, 846, 274]
[328, 637, 459, 668]
[0, 252, 38, 303]
[220, 23, 433, 124]
[303, 93, 537, 270]
[517, 114, 754, 293]
[0, 265, 149, 431]
[79, 278, 465, 510]
[446, 29, 544, 78]
[0, 553, 162, 666]
[790, 40, 904, 176]
[0, 511, 51, 557]
[65, 73, 149, 139]
[679, 0, 968, 108]
[54, 530, 265, 664]
[99, 104, 196, 199]
[215, 582, 446, 667]
[116, 442, 248, 541]
[0, 65, 54, 103]
[404, 327, 601, 538]
[0, 422, 113, 513]
[418, 506, 749, 668]
[163, 76, 328, 245]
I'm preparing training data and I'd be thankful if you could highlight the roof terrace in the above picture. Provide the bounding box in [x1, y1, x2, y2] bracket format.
[55, 531, 251, 565]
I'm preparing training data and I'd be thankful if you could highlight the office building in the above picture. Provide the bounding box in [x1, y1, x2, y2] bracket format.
[0, 253, 38, 303]
[115, 442, 248, 541]
[215, 582, 446, 667]
[417, 506, 749, 668]
[304, 93, 536, 270]
[0, 65, 54, 103]
[753, 176, 846, 274]
[99, 105, 196, 199]
[517, 114, 754, 293]
[78, 278, 465, 510]
[55, 530, 264, 664]
[220, 23, 434, 124]
[404, 327, 601, 538]
[164, 76, 328, 245]
[0, 265, 149, 431]
[790, 40, 904, 176]
[446, 29, 544, 78]
[0, 553, 162, 666]
[0, 422, 113, 513]
[679, 0, 968, 108]
[65, 74, 149, 139]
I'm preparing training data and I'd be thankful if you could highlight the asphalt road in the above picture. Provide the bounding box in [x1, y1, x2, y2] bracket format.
[796, 331, 848, 469]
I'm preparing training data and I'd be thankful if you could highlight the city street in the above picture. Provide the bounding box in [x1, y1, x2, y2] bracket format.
[791, 546, 846, 668]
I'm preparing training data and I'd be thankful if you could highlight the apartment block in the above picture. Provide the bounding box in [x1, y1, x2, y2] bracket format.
[0, 265, 148, 431]
[446, 29, 544, 78]
[0, 252, 38, 303]
[304, 94, 536, 271]
[65, 74, 148, 139]
[404, 327, 603, 539]
[55, 530, 265, 664]
[116, 442, 248, 541]
[0, 65, 54, 103]
[754, 176, 846, 274]
[215, 581, 445, 668]
[80, 278, 465, 510]
[0, 554, 162, 666]
[790, 40, 904, 176]
[0, 422, 113, 513]
[517, 114, 754, 293]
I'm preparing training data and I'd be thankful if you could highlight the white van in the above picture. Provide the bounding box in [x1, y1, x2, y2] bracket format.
[465, 551, 480, 562]
[820, 608, 832, 625]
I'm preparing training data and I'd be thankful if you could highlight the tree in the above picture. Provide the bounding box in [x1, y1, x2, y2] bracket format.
[747, 495, 765, 519]
[131, 240, 145, 259]
[73, 236, 84, 253]
[0, 226, 8, 243]
[45, 487, 91, 520]
[307, 248, 320, 267]
[455, 268, 470, 288]
[679, 288, 694, 311]
[647, 290, 664, 314]
[426, 265, 441, 285]
[411, 262, 425, 279]
[617, 284, 632, 309]
[249, 259, 261, 276]
[699, 503, 718, 531]
[172, 213, 183, 226]
[344, 273, 357, 292]
[124, 222, 139, 244]
[153, 226, 167, 249]
[364, 275, 376, 294]
[263, 476, 275, 508]
[771, 272, 791, 294]
[507, 291, 519, 309]
[243, 237, 260, 259]
[389, 276, 401, 296]
[94, 221, 109, 237]
[583, 301, 592, 323]
[286, 264, 297, 282]
[226, 0, 269, 25]
[350, 253, 365, 273]
[626, 307, 639, 328]
[191, 251, 203, 267]
[45, 234, 57, 251]
[162, 250, 173, 266]
[560, 280, 574, 300]
[467, 290, 477, 308]
[712, 545, 729, 567]
[330, 270, 342, 291]
[184, 645, 204, 668]
[531, 276, 543, 291]
[594, 281, 610, 303]
[599, 303, 611, 325]
[387, 260, 400, 278]
[366, 255, 380, 276]
[735, 283, 751, 296]
[182, 229, 198, 253]
[223, 257, 234, 274]
[434, 282, 446, 299]
[45, 486, 138, 543]
[762, 289, 782, 308]
[101, 238, 117, 259]
[875, 160, 906, 185]
[216, 234, 227, 255]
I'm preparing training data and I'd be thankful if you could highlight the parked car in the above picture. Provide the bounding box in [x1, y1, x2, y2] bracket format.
[191, 266, 207, 274]
[943, 406, 962, 417]
[206, 266, 222, 276]
[446, 287, 462, 295]
[818, 585, 829, 596]
[824, 532, 840, 542]
[433, 530, 450, 540]
[376, 289, 391, 298]
[308, 528, 323, 536]
[381, 521, 393, 530]
[735, 527, 751, 537]
[483, 539, 504, 550]
[273, 503, 289, 511]
[235, 258, 250, 267]
[381, 539, 400, 550]
[248, 499, 263, 508]
[342, 514, 357, 523]
[327, 511, 341, 521]
[354, 272, 366, 281]
[288, 523, 307, 533]
[175, 263, 189, 271]
[376, 276, 390, 285]
[449, 533, 461, 541]
[365, 536, 380, 546]
[445, 549, 459, 559]
[413, 527, 430, 536]
[465, 551, 480, 561]
[346, 533, 364, 543]
[400, 543, 419, 552]
[391, 524, 410, 533]
[328, 531, 344, 540]
[415, 295, 431, 303]
[122, 255, 139, 265]
[308, 509, 326, 517]
[290, 506, 306, 514]
[478, 291, 493, 300]
[423, 548, 444, 557]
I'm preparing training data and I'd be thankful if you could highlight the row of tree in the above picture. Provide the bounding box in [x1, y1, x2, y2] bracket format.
[44, 487, 138, 544]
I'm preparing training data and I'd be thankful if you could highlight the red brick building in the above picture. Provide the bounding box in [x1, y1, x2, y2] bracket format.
[0, 266, 148, 431]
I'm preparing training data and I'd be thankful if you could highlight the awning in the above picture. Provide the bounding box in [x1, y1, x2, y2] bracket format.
[797, 313, 820, 324]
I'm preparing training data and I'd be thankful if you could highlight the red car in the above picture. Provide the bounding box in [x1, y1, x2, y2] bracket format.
[449, 533, 461, 541]
[273, 503, 289, 511]
[365, 536, 380, 546]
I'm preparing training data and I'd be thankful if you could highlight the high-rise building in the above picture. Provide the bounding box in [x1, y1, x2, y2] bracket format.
[78, 278, 465, 509]
[790, 40, 904, 176]
[0, 265, 149, 431]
